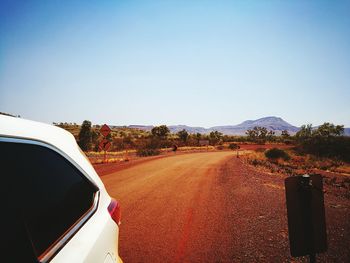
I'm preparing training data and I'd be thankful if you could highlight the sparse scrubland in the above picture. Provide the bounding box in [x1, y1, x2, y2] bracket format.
[56, 121, 350, 189]
[242, 123, 350, 199]
[56, 120, 349, 261]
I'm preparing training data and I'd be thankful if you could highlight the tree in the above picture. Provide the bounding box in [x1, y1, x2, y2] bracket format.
[246, 128, 258, 141]
[256, 126, 268, 142]
[91, 130, 99, 151]
[295, 124, 313, 141]
[151, 125, 170, 138]
[281, 129, 292, 144]
[281, 130, 290, 139]
[313, 122, 344, 138]
[209, 131, 223, 145]
[267, 130, 276, 142]
[177, 129, 189, 143]
[78, 120, 92, 151]
[194, 132, 202, 146]
[296, 122, 348, 161]
[246, 126, 268, 143]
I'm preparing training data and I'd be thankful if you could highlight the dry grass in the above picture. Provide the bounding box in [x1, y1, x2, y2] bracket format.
[242, 147, 350, 198]
[92, 158, 126, 164]
[86, 150, 136, 156]
[245, 149, 350, 174]
[177, 146, 216, 151]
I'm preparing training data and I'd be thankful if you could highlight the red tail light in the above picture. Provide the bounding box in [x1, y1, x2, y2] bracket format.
[108, 199, 121, 226]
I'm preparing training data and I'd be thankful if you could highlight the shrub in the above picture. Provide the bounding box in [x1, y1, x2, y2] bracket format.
[265, 148, 290, 161]
[228, 143, 240, 150]
[136, 137, 161, 157]
[136, 148, 160, 157]
[78, 120, 93, 151]
[301, 136, 350, 162]
[296, 122, 350, 162]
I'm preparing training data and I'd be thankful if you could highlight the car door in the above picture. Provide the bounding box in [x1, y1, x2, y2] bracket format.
[0, 137, 99, 263]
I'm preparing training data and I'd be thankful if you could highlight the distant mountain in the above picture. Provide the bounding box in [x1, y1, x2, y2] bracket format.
[167, 125, 208, 134]
[209, 116, 299, 135]
[117, 124, 207, 134]
[127, 125, 154, 131]
[123, 117, 349, 136]
[236, 116, 299, 131]
[124, 117, 299, 135]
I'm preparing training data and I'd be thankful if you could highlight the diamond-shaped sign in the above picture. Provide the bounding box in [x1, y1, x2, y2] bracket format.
[100, 124, 111, 137]
[99, 139, 111, 151]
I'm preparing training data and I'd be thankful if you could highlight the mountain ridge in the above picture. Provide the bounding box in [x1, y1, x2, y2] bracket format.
[115, 117, 294, 135]
[113, 116, 350, 136]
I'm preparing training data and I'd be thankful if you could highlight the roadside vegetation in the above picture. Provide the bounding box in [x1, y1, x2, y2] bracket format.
[241, 123, 350, 198]
[55, 121, 350, 184]
[56, 121, 288, 154]
[264, 148, 290, 161]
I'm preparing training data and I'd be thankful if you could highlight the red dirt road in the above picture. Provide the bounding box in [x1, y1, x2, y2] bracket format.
[101, 152, 350, 263]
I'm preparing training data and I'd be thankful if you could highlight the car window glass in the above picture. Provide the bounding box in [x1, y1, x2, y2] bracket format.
[1, 188, 38, 263]
[0, 141, 97, 258]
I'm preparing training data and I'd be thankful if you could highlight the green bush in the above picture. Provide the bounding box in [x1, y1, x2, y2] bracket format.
[228, 143, 240, 150]
[295, 122, 350, 162]
[136, 148, 160, 157]
[136, 137, 162, 157]
[265, 148, 290, 161]
[299, 136, 350, 162]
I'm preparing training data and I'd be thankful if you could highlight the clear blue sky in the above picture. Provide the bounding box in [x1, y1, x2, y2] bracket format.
[1, 0, 350, 127]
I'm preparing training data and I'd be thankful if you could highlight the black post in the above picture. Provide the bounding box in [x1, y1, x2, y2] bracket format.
[285, 174, 327, 261]
[301, 175, 316, 263]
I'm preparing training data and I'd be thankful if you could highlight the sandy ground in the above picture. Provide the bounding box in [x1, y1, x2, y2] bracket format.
[99, 151, 349, 263]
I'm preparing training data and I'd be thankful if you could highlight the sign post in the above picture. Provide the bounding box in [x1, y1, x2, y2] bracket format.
[285, 174, 327, 262]
[99, 124, 111, 163]
[236, 145, 240, 158]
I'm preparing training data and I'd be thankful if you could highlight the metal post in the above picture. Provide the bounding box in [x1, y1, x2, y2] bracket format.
[301, 175, 316, 263]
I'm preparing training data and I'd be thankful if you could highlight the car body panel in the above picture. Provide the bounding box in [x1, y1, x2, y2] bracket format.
[0, 115, 120, 262]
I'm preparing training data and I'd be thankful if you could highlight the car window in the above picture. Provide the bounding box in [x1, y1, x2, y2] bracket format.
[2, 187, 38, 263]
[0, 140, 97, 259]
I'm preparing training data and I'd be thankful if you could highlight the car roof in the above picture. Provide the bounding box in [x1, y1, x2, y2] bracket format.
[0, 115, 76, 147]
[0, 115, 104, 188]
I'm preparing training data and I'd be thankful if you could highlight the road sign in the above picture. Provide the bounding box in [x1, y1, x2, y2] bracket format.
[285, 174, 327, 259]
[100, 124, 111, 137]
[99, 139, 111, 151]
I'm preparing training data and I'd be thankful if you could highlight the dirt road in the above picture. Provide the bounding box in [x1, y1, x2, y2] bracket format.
[101, 152, 349, 263]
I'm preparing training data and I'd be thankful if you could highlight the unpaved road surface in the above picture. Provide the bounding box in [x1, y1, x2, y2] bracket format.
[101, 152, 350, 263]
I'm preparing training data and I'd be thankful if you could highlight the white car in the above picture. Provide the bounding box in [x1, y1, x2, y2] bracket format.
[0, 115, 122, 263]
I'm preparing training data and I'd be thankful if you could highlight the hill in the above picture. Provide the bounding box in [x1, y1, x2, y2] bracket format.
[55, 117, 350, 136]
[343, 128, 350, 136]
[209, 116, 299, 135]
[126, 116, 300, 135]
